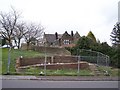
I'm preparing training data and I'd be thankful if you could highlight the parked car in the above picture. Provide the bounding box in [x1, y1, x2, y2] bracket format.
[2, 45, 10, 48]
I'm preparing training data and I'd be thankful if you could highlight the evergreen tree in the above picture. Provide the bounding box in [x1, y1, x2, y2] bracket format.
[110, 22, 120, 68]
[76, 36, 93, 50]
[87, 31, 96, 43]
[110, 22, 120, 47]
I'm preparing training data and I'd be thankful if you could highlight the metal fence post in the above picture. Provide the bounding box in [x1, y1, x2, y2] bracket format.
[44, 43, 47, 76]
[105, 55, 107, 66]
[7, 47, 11, 74]
[97, 52, 99, 66]
[108, 56, 110, 67]
[77, 56, 80, 75]
[106, 55, 109, 67]
[44, 55, 47, 76]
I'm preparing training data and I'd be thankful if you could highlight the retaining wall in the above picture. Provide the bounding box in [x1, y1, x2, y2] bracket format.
[16, 56, 89, 71]
[16, 56, 78, 67]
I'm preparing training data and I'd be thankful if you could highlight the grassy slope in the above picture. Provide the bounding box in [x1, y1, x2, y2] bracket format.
[1, 48, 119, 76]
[22, 67, 93, 76]
[1, 48, 93, 76]
[1, 48, 44, 74]
[97, 66, 120, 77]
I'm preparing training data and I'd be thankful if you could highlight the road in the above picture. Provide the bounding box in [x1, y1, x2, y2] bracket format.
[2, 80, 119, 88]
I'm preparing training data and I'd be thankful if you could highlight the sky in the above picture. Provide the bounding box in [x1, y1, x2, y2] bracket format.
[0, 0, 119, 45]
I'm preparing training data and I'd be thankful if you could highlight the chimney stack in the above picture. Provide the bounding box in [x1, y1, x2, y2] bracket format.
[71, 31, 74, 37]
[55, 32, 58, 40]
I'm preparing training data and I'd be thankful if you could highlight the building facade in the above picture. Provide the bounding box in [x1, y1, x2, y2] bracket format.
[43, 31, 80, 47]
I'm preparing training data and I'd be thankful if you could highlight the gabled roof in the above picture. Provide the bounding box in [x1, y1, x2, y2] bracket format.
[44, 34, 56, 43]
[62, 31, 72, 39]
[74, 31, 80, 39]
[58, 34, 62, 39]
[44, 31, 80, 44]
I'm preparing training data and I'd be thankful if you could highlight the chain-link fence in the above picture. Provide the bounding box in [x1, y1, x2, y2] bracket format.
[15, 49, 109, 76]
[5, 48, 110, 76]
[77, 49, 110, 66]
[15, 55, 84, 76]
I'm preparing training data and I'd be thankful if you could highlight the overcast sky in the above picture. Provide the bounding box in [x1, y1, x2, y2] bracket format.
[0, 0, 119, 45]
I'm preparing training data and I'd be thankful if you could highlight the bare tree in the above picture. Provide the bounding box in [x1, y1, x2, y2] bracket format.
[0, 8, 21, 74]
[23, 23, 44, 50]
[0, 8, 20, 47]
[13, 22, 25, 49]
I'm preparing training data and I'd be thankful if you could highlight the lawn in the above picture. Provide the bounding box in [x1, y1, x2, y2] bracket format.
[1, 48, 44, 74]
[97, 66, 120, 77]
[1, 48, 119, 76]
[1, 48, 93, 76]
[10, 67, 94, 76]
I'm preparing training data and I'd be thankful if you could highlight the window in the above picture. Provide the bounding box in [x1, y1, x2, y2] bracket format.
[63, 40, 70, 45]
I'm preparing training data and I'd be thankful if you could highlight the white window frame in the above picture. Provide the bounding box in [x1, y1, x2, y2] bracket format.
[63, 40, 70, 45]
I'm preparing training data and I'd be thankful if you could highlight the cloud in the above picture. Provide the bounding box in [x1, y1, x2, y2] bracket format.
[0, 0, 119, 45]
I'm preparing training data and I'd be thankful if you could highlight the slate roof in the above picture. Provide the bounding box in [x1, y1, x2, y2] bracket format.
[44, 34, 56, 43]
[58, 34, 62, 39]
[61, 31, 72, 39]
[74, 31, 80, 39]
[44, 31, 80, 45]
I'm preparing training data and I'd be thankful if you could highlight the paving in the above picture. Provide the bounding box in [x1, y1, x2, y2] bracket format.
[1, 75, 119, 81]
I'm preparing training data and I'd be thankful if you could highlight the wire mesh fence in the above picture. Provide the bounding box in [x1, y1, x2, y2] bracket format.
[77, 49, 110, 67]
[6, 48, 110, 76]
[15, 54, 109, 76]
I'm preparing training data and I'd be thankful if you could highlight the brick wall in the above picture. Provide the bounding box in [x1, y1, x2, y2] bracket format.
[16, 56, 89, 70]
[16, 56, 78, 66]
[53, 56, 78, 63]
[37, 63, 89, 70]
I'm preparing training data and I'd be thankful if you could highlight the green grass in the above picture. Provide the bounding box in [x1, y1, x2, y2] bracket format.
[1, 48, 93, 76]
[46, 69, 93, 76]
[1, 48, 44, 74]
[16, 67, 93, 76]
[1, 48, 120, 76]
[97, 66, 120, 77]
